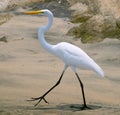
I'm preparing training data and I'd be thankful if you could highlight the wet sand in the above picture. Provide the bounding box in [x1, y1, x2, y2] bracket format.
[0, 12, 120, 114]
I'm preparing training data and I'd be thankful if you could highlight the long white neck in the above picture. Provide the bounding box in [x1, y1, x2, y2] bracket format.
[38, 11, 54, 53]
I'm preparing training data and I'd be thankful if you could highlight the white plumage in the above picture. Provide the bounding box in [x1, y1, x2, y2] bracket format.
[52, 42, 104, 77]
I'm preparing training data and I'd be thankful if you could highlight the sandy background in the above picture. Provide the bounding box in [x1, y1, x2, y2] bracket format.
[0, 5, 120, 115]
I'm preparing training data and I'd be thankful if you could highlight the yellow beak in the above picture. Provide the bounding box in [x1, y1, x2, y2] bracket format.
[24, 10, 44, 15]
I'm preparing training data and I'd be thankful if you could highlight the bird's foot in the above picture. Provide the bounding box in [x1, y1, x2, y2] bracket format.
[27, 96, 49, 106]
[70, 104, 91, 111]
[81, 104, 91, 110]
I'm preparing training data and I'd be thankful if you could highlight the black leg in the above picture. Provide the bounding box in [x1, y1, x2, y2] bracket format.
[28, 69, 66, 106]
[75, 73, 89, 110]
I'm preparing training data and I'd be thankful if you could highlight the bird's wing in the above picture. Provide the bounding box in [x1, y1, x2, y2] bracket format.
[54, 42, 93, 65]
[63, 42, 91, 58]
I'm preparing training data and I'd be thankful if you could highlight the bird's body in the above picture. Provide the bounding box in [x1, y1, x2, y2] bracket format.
[25, 9, 104, 109]
[51, 42, 103, 76]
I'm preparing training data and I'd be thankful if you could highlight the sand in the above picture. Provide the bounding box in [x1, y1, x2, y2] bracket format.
[0, 9, 120, 114]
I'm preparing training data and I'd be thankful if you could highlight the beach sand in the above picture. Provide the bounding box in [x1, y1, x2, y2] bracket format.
[0, 10, 120, 114]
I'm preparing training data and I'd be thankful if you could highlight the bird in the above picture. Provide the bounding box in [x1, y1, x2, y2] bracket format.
[24, 9, 104, 110]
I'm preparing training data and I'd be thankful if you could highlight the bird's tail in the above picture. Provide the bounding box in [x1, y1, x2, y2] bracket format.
[92, 62, 104, 77]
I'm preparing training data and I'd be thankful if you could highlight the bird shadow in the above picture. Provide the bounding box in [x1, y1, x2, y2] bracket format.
[33, 103, 102, 112]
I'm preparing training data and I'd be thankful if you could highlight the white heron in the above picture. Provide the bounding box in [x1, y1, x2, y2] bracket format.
[24, 9, 104, 109]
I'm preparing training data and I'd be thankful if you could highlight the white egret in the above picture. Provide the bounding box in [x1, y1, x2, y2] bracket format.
[24, 9, 104, 109]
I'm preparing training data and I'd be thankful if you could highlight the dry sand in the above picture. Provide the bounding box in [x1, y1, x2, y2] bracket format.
[0, 10, 120, 114]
